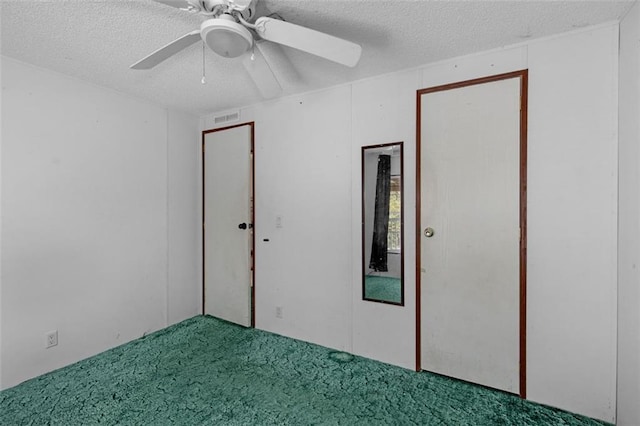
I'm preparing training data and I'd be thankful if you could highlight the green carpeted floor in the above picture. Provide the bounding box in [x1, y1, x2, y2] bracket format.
[364, 275, 402, 304]
[1, 316, 609, 425]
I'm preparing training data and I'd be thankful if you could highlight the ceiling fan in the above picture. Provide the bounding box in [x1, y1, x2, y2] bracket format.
[131, 0, 362, 98]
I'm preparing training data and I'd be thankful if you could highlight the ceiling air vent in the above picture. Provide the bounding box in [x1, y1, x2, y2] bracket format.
[213, 110, 240, 126]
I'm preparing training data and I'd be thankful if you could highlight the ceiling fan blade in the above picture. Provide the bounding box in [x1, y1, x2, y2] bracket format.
[253, 17, 361, 67]
[242, 43, 282, 99]
[131, 30, 201, 70]
[152, 0, 193, 10]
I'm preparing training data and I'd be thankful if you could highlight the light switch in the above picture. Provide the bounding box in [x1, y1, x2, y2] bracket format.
[276, 215, 283, 228]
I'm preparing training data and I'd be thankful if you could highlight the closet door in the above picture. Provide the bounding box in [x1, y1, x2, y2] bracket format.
[419, 75, 525, 394]
[203, 124, 253, 327]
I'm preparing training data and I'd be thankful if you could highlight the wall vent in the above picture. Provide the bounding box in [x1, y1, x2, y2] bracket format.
[213, 110, 240, 126]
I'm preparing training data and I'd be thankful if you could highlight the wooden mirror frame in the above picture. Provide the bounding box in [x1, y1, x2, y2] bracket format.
[361, 142, 405, 306]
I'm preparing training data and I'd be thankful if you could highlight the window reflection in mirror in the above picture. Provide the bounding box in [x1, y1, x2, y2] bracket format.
[362, 142, 404, 305]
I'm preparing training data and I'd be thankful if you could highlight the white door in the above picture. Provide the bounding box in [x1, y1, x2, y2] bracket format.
[204, 124, 253, 327]
[420, 77, 522, 393]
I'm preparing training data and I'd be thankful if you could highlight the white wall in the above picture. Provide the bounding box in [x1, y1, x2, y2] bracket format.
[202, 23, 619, 422]
[0, 57, 199, 389]
[351, 69, 419, 369]
[167, 110, 200, 324]
[617, 2, 640, 425]
[249, 88, 353, 350]
[526, 25, 618, 423]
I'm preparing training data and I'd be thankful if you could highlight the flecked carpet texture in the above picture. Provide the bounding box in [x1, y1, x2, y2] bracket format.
[1, 315, 610, 425]
[364, 275, 402, 304]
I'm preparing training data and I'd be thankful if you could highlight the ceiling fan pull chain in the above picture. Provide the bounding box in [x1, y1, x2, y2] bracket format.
[201, 42, 207, 84]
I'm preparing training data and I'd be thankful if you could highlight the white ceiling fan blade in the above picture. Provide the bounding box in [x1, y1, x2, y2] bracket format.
[152, 0, 193, 10]
[131, 30, 201, 70]
[253, 17, 361, 67]
[242, 43, 282, 99]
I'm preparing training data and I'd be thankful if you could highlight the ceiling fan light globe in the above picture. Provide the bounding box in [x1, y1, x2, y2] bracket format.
[201, 17, 253, 58]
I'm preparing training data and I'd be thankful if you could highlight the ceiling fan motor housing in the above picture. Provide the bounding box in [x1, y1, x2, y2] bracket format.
[200, 14, 253, 58]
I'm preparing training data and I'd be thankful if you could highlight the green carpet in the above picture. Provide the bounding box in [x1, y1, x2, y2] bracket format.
[1, 316, 609, 425]
[364, 275, 402, 304]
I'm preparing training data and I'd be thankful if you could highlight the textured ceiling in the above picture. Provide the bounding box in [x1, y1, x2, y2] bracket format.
[1, 0, 635, 116]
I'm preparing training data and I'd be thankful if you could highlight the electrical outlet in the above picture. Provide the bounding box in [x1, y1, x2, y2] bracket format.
[275, 306, 283, 319]
[275, 215, 283, 228]
[45, 330, 58, 349]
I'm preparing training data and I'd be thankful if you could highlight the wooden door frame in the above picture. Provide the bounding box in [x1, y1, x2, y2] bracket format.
[415, 70, 528, 398]
[202, 121, 256, 327]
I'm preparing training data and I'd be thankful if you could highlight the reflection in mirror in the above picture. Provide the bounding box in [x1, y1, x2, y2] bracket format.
[362, 142, 404, 305]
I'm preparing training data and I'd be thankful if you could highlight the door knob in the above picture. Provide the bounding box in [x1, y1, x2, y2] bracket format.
[238, 223, 247, 230]
[424, 227, 434, 238]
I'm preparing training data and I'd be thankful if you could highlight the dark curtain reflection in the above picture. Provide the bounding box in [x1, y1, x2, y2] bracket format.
[369, 154, 391, 272]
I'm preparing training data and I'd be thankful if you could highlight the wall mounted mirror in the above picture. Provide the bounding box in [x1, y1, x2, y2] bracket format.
[362, 142, 404, 305]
